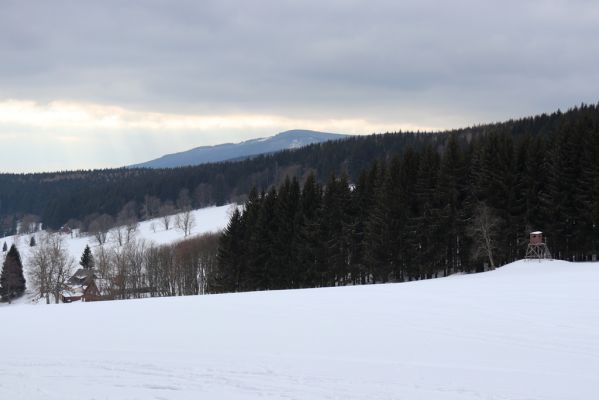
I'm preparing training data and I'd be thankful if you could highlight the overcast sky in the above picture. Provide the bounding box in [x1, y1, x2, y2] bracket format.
[1, 0, 598, 172]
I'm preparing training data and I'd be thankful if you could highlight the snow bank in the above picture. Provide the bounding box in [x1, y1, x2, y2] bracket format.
[0, 259, 597, 399]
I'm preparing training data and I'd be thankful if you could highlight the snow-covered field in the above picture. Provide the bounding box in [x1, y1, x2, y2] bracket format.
[0, 259, 597, 399]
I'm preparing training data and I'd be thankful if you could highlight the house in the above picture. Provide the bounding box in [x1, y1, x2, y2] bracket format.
[63, 269, 114, 303]
[62, 268, 155, 303]
[84, 277, 114, 302]
[68, 268, 97, 286]
[61, 288, 83, 303]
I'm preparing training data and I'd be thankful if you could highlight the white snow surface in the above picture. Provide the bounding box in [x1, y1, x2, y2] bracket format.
[0, 259, 597, 399]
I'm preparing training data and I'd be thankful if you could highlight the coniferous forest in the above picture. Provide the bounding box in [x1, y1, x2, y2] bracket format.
[211, 107, 599, 292]
[1, 104, 598, 233]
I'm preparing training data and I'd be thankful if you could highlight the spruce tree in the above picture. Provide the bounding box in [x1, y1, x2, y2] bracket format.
[349, 170, 374, 284]
[2, 242, 6, 252]
[396, 148, 421, 277]
[214, 208, 246, 293]
[270, 176, 301, 289]
[437, 135, 467, 275]
[411, 145, 442, 279]
[29, 236, 36, 247]
[574, 127, 599, 258]
[238, 188, 263, 291]
[364, 162, 394, 283]
[79, 245, 95, 269]
[296, 173, 323, 288]
[321, 174, 352, 286]
[540, 128, 582, 260]
[0, 245, 26, 303]
[245, 189, 278, 291]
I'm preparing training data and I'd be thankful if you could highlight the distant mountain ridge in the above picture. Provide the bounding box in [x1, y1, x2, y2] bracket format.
[130, 129, 349, 169]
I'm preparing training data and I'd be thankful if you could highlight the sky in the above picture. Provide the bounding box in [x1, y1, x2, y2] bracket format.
[1, 0, 598, 172]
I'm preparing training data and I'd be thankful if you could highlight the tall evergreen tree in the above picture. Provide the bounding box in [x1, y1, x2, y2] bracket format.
[321, 174, 353, 286]
[214, 208, 246, 293]
[296, 173, 324, 288]
[0, 245, 26, 303]
[411, 145, 442, 279]
[270, 176, 302, 289]
[540, 127, 583, 259]
[437, 135, 467, 275]
[574, 125, 599, 258]
[364, 162, 394, 283]
[79, 244, 95, 270]
[245, 188, 278, 290]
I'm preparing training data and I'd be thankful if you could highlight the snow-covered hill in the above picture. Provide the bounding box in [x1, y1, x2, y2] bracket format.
[0, 259, 597, 399]
[0, 204, 234, 302]
[129, 129, 349, 168]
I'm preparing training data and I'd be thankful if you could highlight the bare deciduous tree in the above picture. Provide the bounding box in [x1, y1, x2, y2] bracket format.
[19, 214, 40, 234]
[111, 226, 125, 247]
[175, 210, 196, 237]
[113, 202, 139, 246]
[28, 234, 75, 304]
[64, 218, 82, 238]
[467, 203, 501, 270]
[66, 232, 221, 300]
[90, 214, 114, 245]
[159, 201, 175, 231]
[93, 245, 112, 281]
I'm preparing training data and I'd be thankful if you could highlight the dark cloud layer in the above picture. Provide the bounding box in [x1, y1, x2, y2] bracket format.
[1, 0, 598, 126]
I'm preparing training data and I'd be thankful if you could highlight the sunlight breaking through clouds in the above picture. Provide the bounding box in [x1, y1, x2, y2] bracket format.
[0, 98, 440, 172]
[0, 99, 435, 134]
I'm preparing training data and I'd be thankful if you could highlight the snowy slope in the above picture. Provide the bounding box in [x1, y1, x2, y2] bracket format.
[0, 204, 234, 302]
[0, 260, 597, 399]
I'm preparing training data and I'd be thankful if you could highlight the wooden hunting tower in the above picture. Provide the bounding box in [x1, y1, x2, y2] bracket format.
[525, 231, 552, 260]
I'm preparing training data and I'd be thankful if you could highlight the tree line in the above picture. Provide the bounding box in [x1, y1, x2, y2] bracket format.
[91, 233, 219, 299]
[212, 120, 599, 293]
[2, 104, 596, 231]
[1, 231, 220, 304]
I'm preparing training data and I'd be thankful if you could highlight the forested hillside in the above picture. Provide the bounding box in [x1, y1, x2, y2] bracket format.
[0, 104, 597, 234]
[212, 105, 599, 290]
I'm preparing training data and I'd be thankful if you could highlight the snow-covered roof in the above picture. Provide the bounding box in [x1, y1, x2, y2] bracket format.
[531, 231, 542, 235]
[62, 286, 85, 297]
[68, 268, 97, 286]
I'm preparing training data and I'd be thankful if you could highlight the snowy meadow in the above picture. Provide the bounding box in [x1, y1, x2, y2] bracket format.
[0, 259, 597, 399]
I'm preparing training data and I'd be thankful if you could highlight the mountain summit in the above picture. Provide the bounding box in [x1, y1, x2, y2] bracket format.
[130, 130, 349, 169]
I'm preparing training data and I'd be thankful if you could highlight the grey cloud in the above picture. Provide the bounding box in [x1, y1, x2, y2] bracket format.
[1, 0, 598, 124]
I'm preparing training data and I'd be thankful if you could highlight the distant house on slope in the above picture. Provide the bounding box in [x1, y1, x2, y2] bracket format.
[61, 289, 81, 303]
[62, 268, 114, 303]
[68, 268, 96, 286]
